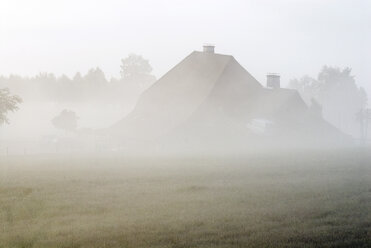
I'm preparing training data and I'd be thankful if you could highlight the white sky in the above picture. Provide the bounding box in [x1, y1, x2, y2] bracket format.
[0, 0, 370, 95]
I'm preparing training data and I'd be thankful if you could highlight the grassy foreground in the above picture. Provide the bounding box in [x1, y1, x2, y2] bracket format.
[0, 150, 370, 248]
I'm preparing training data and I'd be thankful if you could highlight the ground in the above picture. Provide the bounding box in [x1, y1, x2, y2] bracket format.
[0, 149, 370, 248]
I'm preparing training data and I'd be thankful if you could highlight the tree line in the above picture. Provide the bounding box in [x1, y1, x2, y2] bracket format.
[0, 54, 156, 103]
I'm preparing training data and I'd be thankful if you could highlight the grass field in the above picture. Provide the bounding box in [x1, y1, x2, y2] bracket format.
[0, 150, 370, 247]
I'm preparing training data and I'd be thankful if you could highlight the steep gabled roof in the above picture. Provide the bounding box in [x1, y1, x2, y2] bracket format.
[111, 51, 262, 139]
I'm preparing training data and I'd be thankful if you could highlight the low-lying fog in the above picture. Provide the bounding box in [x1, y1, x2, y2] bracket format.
[0, 58, 368, 156]
[0, 0, 369, 156]
[0, 2, 370, 247]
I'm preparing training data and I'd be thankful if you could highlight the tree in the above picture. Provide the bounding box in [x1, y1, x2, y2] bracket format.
[52, 109, 78, 132]
[81, 67, 108, 101]
[0, 88, 22, 125]
[288, 75, 320, 104]
[73, 72, 83, 82]
[120, 54, 152, 78]
[289, 66, 368, 136]
[120, 54, 156, 87]
[84, 67, 107, 85]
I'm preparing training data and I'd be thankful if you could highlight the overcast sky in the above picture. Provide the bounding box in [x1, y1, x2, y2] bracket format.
[0, 0, 370, 95]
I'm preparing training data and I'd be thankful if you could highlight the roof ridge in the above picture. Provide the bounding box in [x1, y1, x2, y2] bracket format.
[140, 51, 197, 94]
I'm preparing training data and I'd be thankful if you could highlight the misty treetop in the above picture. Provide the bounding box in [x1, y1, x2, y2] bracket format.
[52, 109, 79, 132]
[0, 54, 156, 103]
[120, 54, 156, 89]
[121, 54, 155, 79]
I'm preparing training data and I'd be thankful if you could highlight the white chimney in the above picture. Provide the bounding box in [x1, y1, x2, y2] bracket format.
[203, 44, 215, 53]
[266, 73, 280, 89]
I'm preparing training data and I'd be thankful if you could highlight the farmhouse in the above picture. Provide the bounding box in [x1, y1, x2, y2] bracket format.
[109, 45, 346, 151]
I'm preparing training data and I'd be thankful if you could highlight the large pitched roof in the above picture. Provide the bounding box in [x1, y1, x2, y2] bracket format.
[111, 51, 262, 139]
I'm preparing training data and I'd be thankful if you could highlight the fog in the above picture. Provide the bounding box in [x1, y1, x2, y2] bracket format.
[0, 1, 370, 247]
[0, 45, 368, 155]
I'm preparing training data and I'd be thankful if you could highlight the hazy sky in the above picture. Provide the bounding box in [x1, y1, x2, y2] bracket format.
[1, 0, 370, 95]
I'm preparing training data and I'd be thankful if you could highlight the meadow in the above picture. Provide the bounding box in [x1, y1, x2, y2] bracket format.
[0, 149, 370, 247]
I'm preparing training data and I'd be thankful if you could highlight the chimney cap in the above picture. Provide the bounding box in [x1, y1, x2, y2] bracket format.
[266, 73, 281, 89]
[267, 73, 280, 77]
[203, 43, 215, 53]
